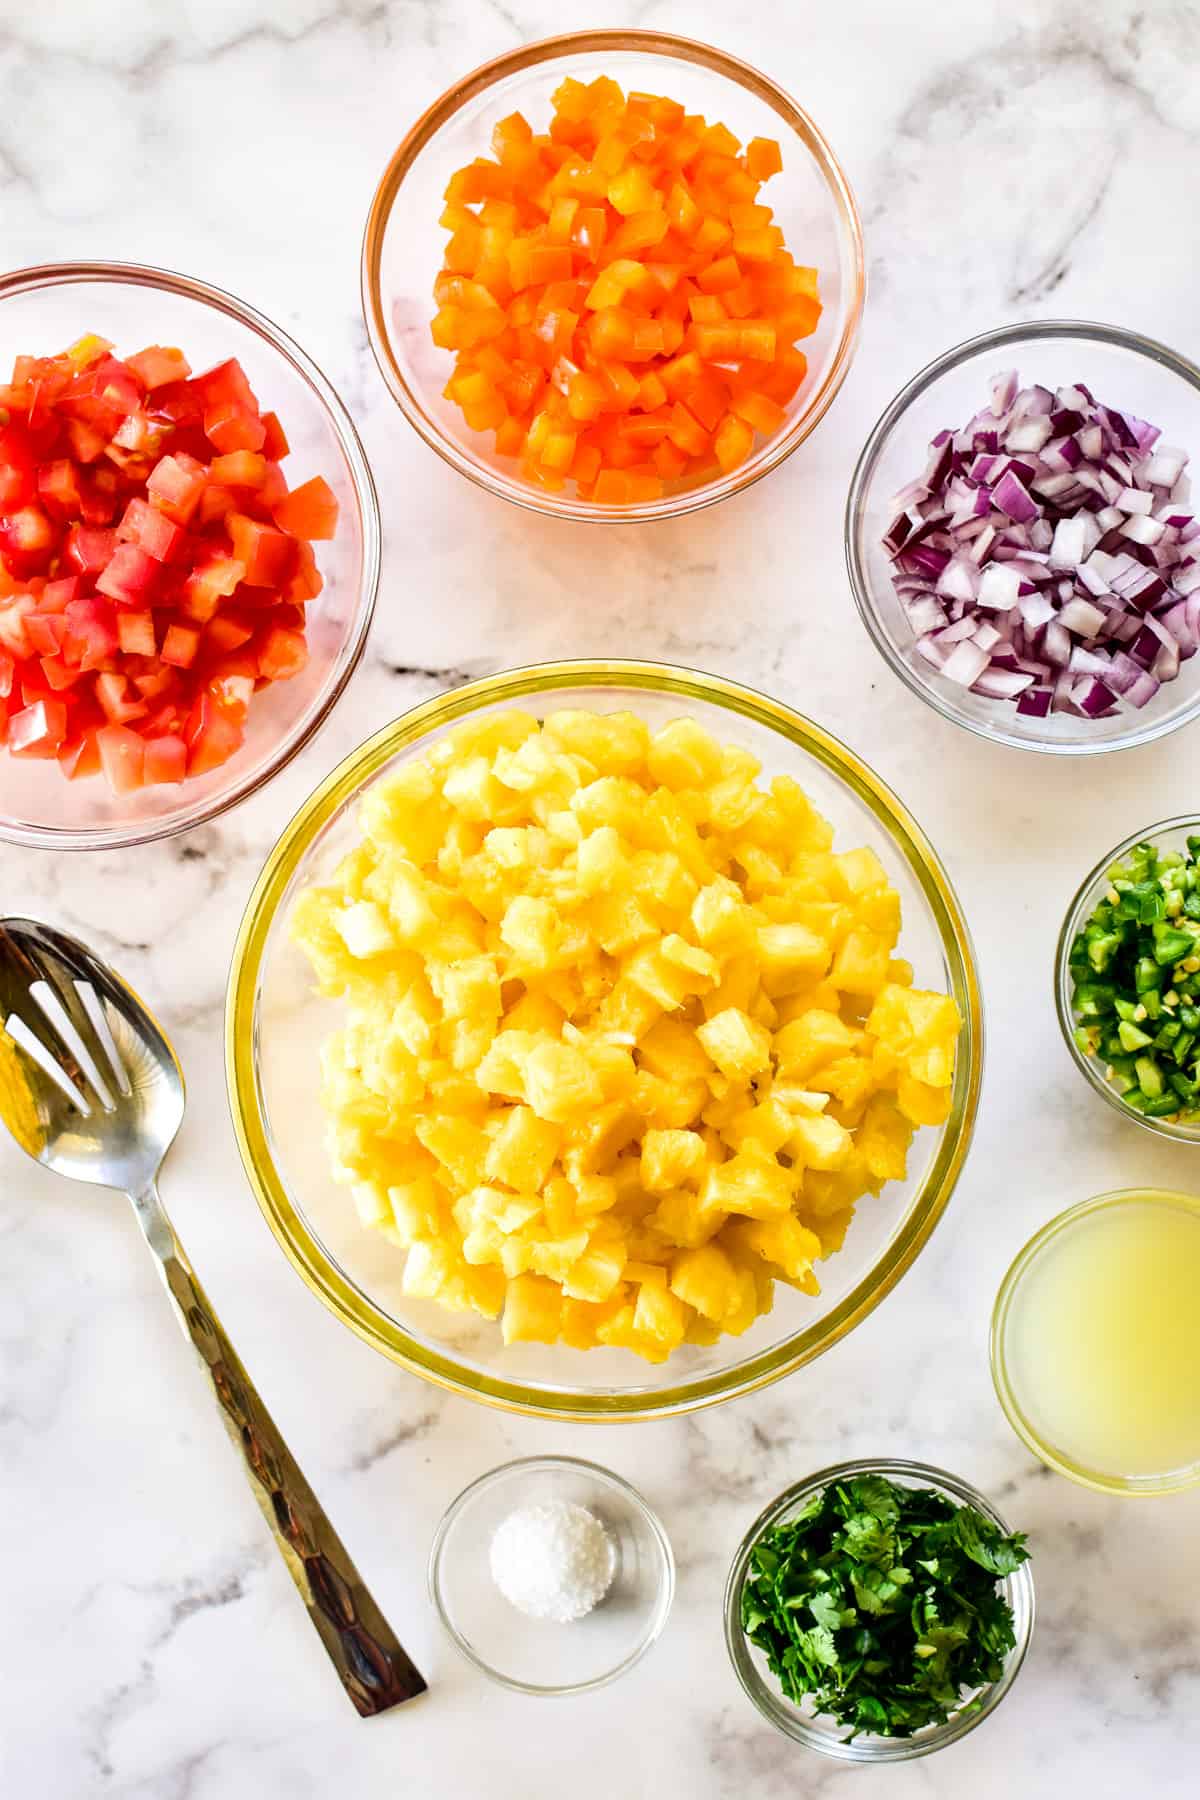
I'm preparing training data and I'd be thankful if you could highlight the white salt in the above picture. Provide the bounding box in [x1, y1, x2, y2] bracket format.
[489, 1500, 615, 1623]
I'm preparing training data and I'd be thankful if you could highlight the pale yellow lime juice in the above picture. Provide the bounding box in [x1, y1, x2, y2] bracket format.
[994, 1191, 1200, 1490]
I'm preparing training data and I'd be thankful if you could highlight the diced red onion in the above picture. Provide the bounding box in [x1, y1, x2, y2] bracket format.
[882, 368, 1196, 721]
[978, 563, 1020, 609]
[1074, 677, 1118, 716]
[942, 639, 991, 686]
[1057, 597, 1106, 637]
[973, 668, 1035, 699]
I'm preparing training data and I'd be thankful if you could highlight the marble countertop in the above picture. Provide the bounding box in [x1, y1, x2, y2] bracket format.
[4, 1, 1200, 1794]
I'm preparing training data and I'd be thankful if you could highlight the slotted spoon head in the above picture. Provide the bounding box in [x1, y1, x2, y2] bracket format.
[0, 918, 184, 1195]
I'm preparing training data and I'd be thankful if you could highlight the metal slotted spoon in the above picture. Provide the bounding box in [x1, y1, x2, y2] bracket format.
[0, 916, 426, 1717]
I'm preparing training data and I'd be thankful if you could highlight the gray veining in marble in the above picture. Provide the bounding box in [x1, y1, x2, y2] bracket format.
[2, 1, 1199, 1795]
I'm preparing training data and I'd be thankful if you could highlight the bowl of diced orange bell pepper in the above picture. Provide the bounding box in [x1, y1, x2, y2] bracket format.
[362, 31, 865, 522]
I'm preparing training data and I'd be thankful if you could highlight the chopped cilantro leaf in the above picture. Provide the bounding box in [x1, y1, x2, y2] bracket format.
[739, 1474, 1029, 1739]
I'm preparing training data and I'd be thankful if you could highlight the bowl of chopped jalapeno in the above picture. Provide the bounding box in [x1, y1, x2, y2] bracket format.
[724, 1458, 1034, 1762]
[1058, 818, 1200, 1140]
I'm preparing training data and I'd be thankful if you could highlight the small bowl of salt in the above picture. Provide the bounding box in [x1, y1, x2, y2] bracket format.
[428, 1456, 674, 1695]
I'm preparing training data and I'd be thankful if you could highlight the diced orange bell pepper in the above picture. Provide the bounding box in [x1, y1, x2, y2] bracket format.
[431, 74, 819, 502]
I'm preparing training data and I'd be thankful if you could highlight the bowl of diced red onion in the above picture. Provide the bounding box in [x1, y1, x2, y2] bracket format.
[845, 321, 1200, 753]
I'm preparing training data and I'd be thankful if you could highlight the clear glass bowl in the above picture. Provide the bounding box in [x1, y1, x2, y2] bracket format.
[846, 320, 1200, 755]
[1055, 815, 1200, 1142]
[991, 1189, 1200, 1495]
[361, 29, 864, 523]
[0, 261, 380, 849]
[724, 1457, 1035, 1761]
[225, 661, 982, 1421]
[428, 1456, 673, 1694]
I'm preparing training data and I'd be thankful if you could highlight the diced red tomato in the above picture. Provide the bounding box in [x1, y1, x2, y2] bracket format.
[37, 460, 84, 519]
[65, 419, 107, 464]
[144, 732, 187, 784]
[178, 552, 245, 623]
[40, 576, 81, 613]
[0, 331, 334, 794]
[63, 597, 120, 670]
[64, 525, 118, 578]
[203, 404, 266, 455]
[96, 723, 145, 792]
[210, 451, 266, 489]
[191, 358, 259, 414]
[0, 594, 37, 658]
[256, 625, 309, 681]
[161, 623, 201, 668]
[96, 543, 161, 606]
[146, 452, 207, 523]
[272, 477, 338, 541]
[126, 345, 191, 390]
[184, 687, 245, 776]
[8, 697, 67, 756]
[260, 411, 290, 460]
[0, 423, 37, 510]
[203, 611, 254, 654]
[228, 514, 295, 586]
[95, 672, 148, 724]
[116, 497, 186, 563]
[0, 505, 56, 574]
[116, 610, 156, 657]
[58, 731, 102, 780]
[25, 613, 69, 658]
[40, 654, 83, 692]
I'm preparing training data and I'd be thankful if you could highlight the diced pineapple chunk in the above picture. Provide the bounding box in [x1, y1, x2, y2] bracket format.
[696, 1007, 772, 1080]
[485, 1106, 561, 1191]
[640, 1127, 707, 1192]
[292, 708, 958, 1366]
[522, 1040, 605, 1123]
[502, 1273, 563, 1343]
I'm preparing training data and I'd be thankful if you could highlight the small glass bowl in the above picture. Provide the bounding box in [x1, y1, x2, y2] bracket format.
[428, 1456, 674, 1694]
[991, 1189, 1200, 1495]
[362, 29, 864, 523]
[846, 319, 1200, 755]
[724, 1457, 1034, 1762]
[1055, 815, 1200, 1142]
[0, 261, 380, 850]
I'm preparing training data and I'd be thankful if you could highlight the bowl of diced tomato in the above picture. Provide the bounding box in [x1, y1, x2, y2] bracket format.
[362, 30, 864, 522]
[0, 261, 380, 849]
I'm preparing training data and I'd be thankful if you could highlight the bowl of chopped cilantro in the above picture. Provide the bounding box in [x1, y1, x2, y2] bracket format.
[724, 1459, 1034, 1761]
[1058, 818, 1200, 1139]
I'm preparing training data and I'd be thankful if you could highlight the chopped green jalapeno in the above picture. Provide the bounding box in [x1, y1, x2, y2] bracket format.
[1070, 834, 1200, 1123]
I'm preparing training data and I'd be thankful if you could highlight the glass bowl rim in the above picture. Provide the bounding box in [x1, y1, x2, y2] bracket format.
[360, 27, 865, 525]
[1054, 813, 1200, 1143]
[723, 1454, 1036, 1761]
[224, 657, 983, 1421]
[990, 1186, 1200, 1494]
[844, 317, 1200, 757]
[427, 1452, 675, 1695]
[0, 257, 381, 850]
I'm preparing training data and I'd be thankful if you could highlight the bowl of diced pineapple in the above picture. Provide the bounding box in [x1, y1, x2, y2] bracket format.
[226, 661, 981, 1419]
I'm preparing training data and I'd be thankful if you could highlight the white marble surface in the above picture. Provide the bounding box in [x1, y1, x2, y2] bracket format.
[3, 1, 1200, 1794]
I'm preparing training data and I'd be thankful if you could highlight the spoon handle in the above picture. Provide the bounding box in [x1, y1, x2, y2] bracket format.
[130, 1179, 427, 1716]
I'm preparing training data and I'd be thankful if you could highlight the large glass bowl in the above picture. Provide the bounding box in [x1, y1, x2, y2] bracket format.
[724, 1458, 1035, 1761]
[0, 261, 380, 849]
[1055, 815, 1200, 1143]
[846, 320, 1200, 755]
[362, 30, 864, 524]
[225, 662, 981, 1420]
